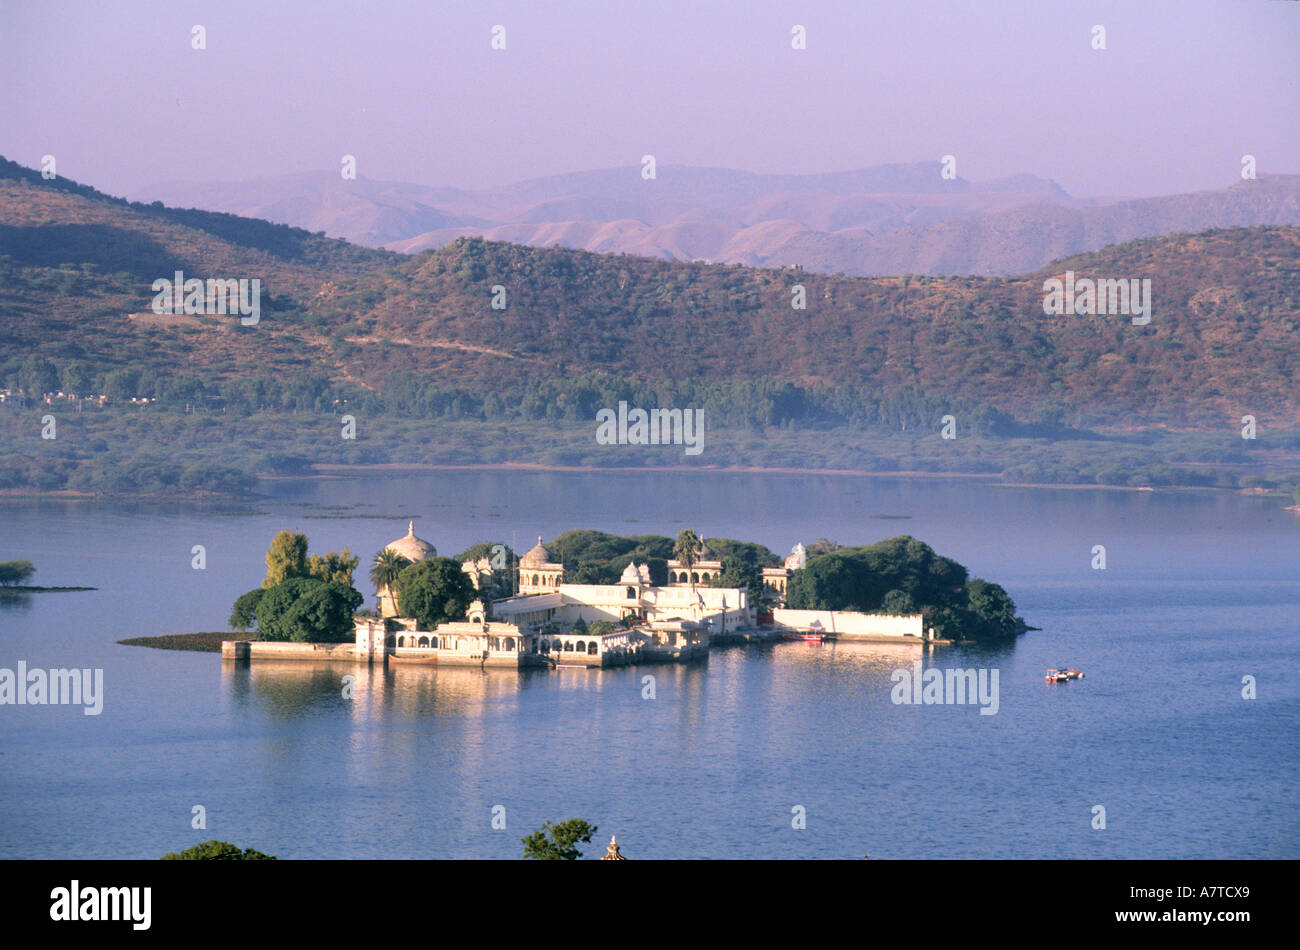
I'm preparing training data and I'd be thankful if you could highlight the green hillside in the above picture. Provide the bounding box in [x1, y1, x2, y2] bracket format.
[2, 157, 1298, 497]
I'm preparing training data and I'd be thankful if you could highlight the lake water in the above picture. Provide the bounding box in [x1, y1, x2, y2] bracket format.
[1, 470, 1297, 859]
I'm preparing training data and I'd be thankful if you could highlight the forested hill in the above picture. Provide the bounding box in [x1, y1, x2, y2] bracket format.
[2, 156, 1298, 429]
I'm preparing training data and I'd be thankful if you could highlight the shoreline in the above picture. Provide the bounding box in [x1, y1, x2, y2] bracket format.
[0, 461, 1295, 503]
[118, 632, 250, 653]
[0, 585, 97, 593]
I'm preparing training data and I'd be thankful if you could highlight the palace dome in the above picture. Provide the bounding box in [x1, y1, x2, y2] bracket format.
[521, 536, 554, 567]
[620, 561, 652, 585]
[386, 521, 436, 561]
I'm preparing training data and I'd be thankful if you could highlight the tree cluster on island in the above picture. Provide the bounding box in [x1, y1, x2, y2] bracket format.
[522, 819, 598, 860]
[785, 535, 1024, 641]
[0, 559, 36, 586]
[228, 531, 363, 642]
[161, 840, 276, 860]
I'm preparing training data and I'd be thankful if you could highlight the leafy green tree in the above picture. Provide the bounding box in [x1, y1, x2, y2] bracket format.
[161, 840, 275, 860]
[706, 538, 780, 567]
[674, 529, 701, 590]
[264, 530, 309, 588]
[571, 560, 610, 584]
[785, 551, 860, 610]
[369, 548, 410, 615]
[522, 819, 598, 860]
[965, 578, 1019, 639]
[308, 547, 360, 585]
[229, 588, 264, 631]
[712, 551, 764, 606]
[0, 559, 36, 586]
[805, 538, 841, 557]
[454, 542, 516, 567]
[881, 589, 916, 614]
[257, 577, 363, 642]
[395, 557, 475, 629]
[18, 356, 58, 397]
[59, 362, 92, 397]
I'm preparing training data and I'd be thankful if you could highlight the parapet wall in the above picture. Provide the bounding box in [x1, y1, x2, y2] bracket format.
[771, 610, 923, 638]
[221, 640, 361, 661]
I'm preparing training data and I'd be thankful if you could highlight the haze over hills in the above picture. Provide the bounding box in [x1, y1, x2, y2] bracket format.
[129, 163, 1300, 278]
[6, 156, 1299, 431]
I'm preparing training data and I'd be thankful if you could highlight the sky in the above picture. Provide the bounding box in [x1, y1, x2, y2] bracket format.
[1, 0, 1297, 199]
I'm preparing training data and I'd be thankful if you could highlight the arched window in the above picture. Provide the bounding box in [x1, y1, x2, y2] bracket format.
[626, 586, 636, 599]
[691, 572, 699, 583]
[701, 573, 710, 583]
[532, 574, 540, 586]
[576, 640, 586, 653]
[418, 636, 429, 648]
[398, 636, 406, 647]
[587, 641, 598, 655]
[563, 640, 573, 652]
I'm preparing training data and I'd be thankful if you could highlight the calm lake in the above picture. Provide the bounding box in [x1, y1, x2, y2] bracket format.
[1, 470, 1297, 859]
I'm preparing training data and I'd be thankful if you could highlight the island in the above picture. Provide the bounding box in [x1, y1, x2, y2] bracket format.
[208, 523, 1027, 669]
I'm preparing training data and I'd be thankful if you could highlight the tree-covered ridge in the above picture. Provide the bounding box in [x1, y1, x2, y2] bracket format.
[320, 228, 1300, 426]
[3, 160, 1299, 498]
[1, 157, 1297, 429]
[785, 535, 1024, 642]
[0, 155, 394, 274]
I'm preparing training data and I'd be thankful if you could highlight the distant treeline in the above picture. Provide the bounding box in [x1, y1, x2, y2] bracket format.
[0, 451, 254, 495]
[6, 351, 1097, 438]
[3, 397, 1300, 498]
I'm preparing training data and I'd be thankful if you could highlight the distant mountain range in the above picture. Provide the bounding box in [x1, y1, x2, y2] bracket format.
[130, 162, 1300, 277]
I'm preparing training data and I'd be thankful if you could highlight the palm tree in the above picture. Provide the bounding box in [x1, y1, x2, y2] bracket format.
[369, 549, 410, 616]
[674, 529, 701, 593]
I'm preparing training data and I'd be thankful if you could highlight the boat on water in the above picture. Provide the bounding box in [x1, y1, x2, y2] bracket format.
[1045, 667, 1084, 682]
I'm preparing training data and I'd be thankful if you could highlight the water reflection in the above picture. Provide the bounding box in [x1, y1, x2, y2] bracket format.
[0, 591, 34, 612]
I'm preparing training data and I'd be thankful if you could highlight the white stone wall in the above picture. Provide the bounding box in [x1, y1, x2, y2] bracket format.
[771, 609, 923, 638]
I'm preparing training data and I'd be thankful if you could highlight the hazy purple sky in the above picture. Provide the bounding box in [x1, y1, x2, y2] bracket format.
[2, 0, 1297, 198]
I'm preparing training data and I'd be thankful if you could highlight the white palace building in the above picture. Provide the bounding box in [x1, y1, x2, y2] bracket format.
[337, 525, 925, 670]
[354, 530, 754, 668]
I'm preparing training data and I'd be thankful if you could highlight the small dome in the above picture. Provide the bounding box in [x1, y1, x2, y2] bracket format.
[520, 536, 554, 567]
[386, 521, 435, 562]
[620, 561, 651, 584]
